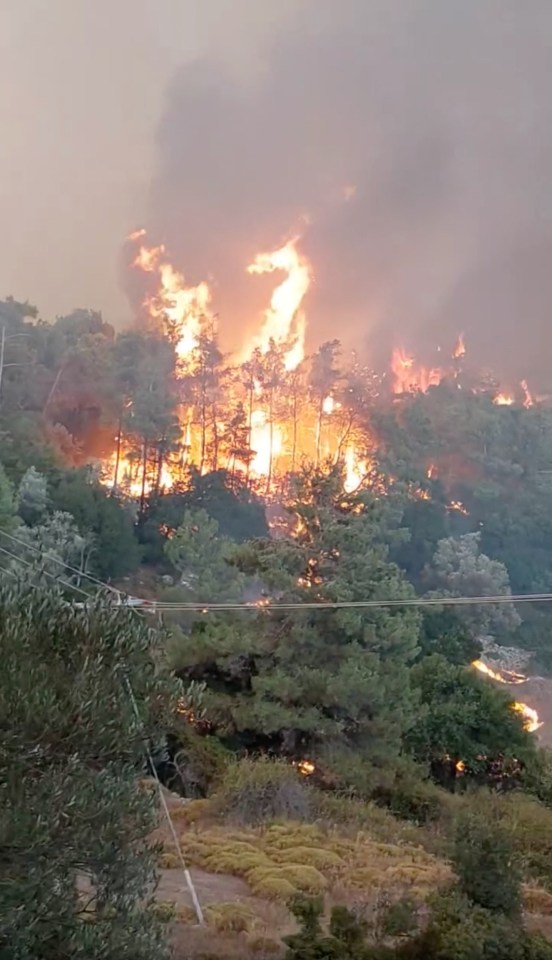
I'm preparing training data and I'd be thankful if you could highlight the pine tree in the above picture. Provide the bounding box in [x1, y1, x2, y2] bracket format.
[173, 465, 420, 787]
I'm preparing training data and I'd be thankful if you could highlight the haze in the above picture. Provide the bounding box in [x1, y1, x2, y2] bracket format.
[2, 1, 552, 385]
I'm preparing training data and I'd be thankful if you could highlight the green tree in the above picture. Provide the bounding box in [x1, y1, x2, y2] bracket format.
[16, 465, 49, 525]
[406, 655, 534, 787]
[427, 532, 521, 637]
[173, 467, 420, 788]
[12, 509, 94, 585]
[0, 582, 176, 958]
[49, 468, 141, 579]
[164, 506, 244, 603]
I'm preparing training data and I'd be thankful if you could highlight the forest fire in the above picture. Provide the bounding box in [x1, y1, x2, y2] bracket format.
[471, 660, 542, 733]
[102, 231, 538, 499]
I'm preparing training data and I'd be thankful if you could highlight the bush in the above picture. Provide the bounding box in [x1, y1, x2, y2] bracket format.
[372, 775, 445, 825]
[452, 809, 522, 918]
[213, 758, 311, 825]
[204, 902, 257, 934]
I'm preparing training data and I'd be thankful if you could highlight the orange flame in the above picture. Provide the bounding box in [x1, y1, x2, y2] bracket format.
[391, 346, 441, 395]
[471, 660, 527, 685]
[511, 702, 542, 733]
[493, 392, 514, 406]
[452, 333, 466, 359]
[246, 238, 311, 371]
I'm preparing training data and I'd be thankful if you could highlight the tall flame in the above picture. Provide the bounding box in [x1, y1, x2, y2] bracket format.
[246, 238, 311, 371]
[134, 236, 211, 362]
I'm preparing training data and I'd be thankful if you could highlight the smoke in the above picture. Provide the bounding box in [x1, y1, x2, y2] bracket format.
[144, 0, 552, 385]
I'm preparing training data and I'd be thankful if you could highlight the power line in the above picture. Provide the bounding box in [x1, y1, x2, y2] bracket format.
[3, 526, 552, 611]
[0, 543, 91, 599]
[0, 527, 120, 596]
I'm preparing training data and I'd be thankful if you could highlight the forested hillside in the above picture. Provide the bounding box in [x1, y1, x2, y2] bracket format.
[4, 298, 552, 957]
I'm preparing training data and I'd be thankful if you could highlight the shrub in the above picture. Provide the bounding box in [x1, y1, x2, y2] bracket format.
[270, 845, 345, 871]
[205, 902, 257, 934]
[247, 870, 298, 900]
[213, 758, 311, 825]
[452, 809, 522, 918]
[276, 864, 328, 894]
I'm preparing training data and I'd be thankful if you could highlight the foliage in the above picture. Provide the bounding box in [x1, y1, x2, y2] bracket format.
[0, 460, 16, 535]
[16, 465, 49, 525]
[452, 809, 522, 917]
[0, 581, 177, 958]
[164, 506, 245, 602]
[49, 468, 141, 579]
[173, 468, 421, 788]
[406, 654, 535, 788]
[212, 757, 311, 824]
[427, 532, 521, 637]
[10, 509, 94, 585]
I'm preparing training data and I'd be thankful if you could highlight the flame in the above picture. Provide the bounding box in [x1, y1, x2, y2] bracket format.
[294, 759, 316, 776]
[246, 238, 311, 371]
[134, 237, 212, 362]
[249, 409, 283, 478]
[471, 660, 527, 685]
[134, 243, 164, 272]
[455, 759, 466, 773]
[391, 346, 441, 395]
[448, 500, 469, 515]
[343, 446, 369, 493]
[521, 379, 534, 408]
[427, 463, 437, 479]
[452, 333, 466, 359]
[471, 660, 541, 732]
[127, 227, 147, 241]
[511, 702, 543, 733]
[493, 392, 514, 406]
[323, 395, 336, 415]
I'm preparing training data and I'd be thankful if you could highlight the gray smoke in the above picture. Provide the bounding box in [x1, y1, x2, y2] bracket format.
[145, 0, 552, 386]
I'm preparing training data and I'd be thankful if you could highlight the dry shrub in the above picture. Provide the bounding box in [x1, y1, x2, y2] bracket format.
[269, 845, 345, 871]
[247, 871, 298, 900]
[170, 799, 213, 824]
[524, 886, 552, 916]
[205, 902, 258, 934]
[246, 933, 282, 955]
[203, 846, 271, 877]
[213, 758, 310, 826]
[275, 863, 328, 894]
[158, 852, 180, 869]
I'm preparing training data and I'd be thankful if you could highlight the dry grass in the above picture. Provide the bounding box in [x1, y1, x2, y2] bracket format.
[524, 886, 552, 916]
[172, 819, 451, 905]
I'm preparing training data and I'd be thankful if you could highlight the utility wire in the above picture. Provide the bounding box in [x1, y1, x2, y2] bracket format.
[0, 527, 120, 596]
[0, 543, 91, 599]
[3, 526, 552, 611]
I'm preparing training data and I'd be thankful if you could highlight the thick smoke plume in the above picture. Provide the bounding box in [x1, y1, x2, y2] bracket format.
[143, 0, 552, 386]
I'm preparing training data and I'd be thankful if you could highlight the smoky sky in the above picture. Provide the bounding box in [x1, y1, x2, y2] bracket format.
[146, 0, 552, 386]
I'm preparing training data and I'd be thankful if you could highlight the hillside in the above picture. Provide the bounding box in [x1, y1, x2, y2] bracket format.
[150, 784, 552, 959]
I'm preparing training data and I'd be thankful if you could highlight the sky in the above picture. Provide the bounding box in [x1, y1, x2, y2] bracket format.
[0, 0, 296, 323]
[2, 1, 552, 384]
